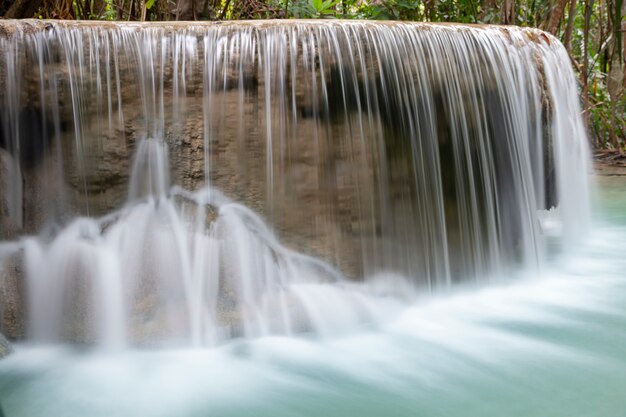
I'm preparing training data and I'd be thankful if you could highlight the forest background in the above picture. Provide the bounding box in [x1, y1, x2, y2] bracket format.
[1, 0, 625, 151]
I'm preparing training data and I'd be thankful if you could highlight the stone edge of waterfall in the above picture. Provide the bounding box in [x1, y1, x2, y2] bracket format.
[0, 19, 558, 42]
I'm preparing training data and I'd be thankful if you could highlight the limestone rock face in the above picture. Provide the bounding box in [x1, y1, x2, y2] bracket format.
[0, 332, 11, 358]
[0, 251, 24, 340]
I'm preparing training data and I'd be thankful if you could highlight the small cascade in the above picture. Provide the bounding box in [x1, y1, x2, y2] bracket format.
[0, 20, 591, 346]
[19, 138, 400, 346]
[127, 137, 170, 200]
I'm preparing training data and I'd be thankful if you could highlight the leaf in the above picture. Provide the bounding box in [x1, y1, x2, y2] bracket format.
[311, 0, 323, 11]
[321, 0, 340, 10]
[146, 0, 156, 10]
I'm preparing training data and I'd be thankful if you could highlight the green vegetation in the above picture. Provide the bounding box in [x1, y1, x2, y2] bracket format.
[1, 0, 624, 150]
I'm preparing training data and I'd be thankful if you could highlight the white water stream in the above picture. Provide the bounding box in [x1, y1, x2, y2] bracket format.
[1, 194, 625, 416]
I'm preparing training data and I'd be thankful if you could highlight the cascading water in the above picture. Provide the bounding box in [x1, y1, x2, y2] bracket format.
[0, 20, 591, 348]
[3, 19, 626, 417]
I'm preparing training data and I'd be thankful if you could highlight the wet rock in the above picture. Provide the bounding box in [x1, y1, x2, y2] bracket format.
[0, 251, 25, 340]
[0, 332, 12, 358]
[0, 149, 22, 239]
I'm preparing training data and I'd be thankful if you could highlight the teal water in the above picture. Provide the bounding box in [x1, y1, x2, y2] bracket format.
[0, 169, 625, 417]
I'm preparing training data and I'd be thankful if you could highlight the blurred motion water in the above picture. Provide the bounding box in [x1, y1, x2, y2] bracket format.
[0, 175, 625, 416]
[0, 21, 592, 346]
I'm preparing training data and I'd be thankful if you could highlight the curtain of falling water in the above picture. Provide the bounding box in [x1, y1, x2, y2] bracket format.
[0, 21, 591, 346]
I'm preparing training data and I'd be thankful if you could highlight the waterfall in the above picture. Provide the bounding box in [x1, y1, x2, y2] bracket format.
[0, 20, 590, 346]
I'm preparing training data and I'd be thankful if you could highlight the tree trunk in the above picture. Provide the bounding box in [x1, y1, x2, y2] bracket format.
[425, 0, 438, 20]
[176, 0, 195, 20]
[582, 0, 594, 132]
[116, 0, 124, 19]
[92, 0, 106, 18]
[547, 0, 570, 34]
[500, 0, 515, 25]
[4, 0, 43, 18]
[623, 9, 626, 89]
[479, 0, 497, 21]
[607, 0, 625, 151]
[563, 0, 578, 51]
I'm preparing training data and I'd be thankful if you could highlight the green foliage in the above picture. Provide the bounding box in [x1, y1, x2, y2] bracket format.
[586, 70, 626, 150]
[291, 0, 341, 18]
[368, 0, 422, 21]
